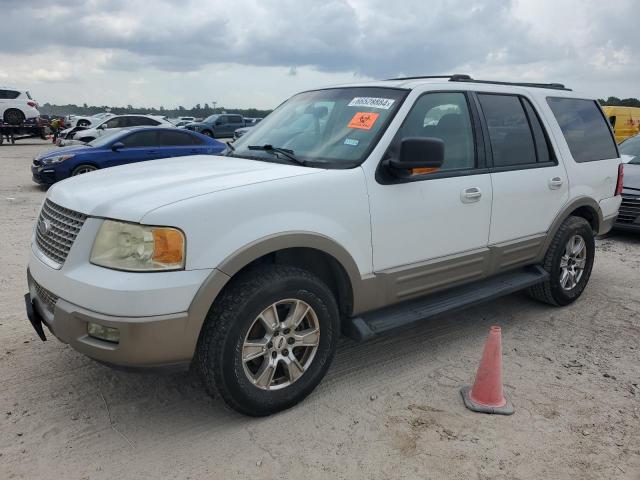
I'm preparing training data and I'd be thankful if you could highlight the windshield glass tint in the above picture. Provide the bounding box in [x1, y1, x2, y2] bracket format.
[620, 135, 640, 162]
[231, 87, 407, 167]
[203, 115, 219, 123]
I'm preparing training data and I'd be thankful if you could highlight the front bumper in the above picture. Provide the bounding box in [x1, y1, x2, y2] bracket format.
[31, 163, 58, 185]
[26, 269, 194, 370]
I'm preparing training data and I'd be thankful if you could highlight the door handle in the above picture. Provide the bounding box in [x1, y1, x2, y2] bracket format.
[549, 177, 564, 190]
[461, 187, 482, 203]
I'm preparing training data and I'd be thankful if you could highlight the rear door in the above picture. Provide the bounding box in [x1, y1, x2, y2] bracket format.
[156, 130, 202, 157]
[476, 92, 569, 245]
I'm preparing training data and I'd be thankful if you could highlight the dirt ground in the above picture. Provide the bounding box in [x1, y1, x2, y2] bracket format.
[1, 139, 638, 480]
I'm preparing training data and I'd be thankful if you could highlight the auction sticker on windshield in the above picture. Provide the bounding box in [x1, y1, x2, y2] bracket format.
[348, 97, 395, 110]
[348, 112, 379, 130]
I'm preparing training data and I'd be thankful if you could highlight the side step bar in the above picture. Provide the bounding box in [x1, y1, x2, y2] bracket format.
[343, 265, 549, 341]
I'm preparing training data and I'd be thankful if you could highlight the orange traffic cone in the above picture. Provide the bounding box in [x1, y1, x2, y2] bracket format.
[460, 326, 514, 415]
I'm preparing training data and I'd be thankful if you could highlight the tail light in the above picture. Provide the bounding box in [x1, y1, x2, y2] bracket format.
[615, 163, 624, 196]
[27, 101, 37, 108]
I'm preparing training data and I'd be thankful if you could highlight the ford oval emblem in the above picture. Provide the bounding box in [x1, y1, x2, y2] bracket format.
[38, 218, 51, 236]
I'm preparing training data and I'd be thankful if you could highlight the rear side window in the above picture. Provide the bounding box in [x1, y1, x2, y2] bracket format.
[158, 130, 197, 146]
[0, 90, 20, 99]
[547, 98, 618, 162]
[521, 98, 552, 164]
[121, 131, 158, 148]
[129, 116, 160, 126]
[478, 94, 537, 167]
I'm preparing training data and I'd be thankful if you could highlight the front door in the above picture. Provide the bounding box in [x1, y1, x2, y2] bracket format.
[367, 91, 493, 298]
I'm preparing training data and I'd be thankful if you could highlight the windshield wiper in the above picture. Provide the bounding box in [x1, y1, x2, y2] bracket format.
[247, 144, 306, 166]
[225, 141, 235, 151]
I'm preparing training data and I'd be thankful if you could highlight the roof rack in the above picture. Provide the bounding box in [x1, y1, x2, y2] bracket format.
[385, 74, 472, 81]
[386, 74, 571, 91]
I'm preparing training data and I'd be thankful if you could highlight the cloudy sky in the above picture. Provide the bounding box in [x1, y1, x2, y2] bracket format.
[1, 0, 637, 109]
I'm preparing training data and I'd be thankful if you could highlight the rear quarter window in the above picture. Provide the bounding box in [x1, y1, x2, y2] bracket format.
[547, 98, 618, 162]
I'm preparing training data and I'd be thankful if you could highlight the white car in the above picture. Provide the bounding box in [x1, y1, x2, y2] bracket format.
[0, 87, 39, 125]
[69, 114, 174, 143]
[25, 75, 623, 416]
[68, 112, 114, 128]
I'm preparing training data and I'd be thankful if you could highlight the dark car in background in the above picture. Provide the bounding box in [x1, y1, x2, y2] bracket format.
[183, 114, 244, 138]
[233, 117, 263, 140]
[32, 127, 225, 185]
[615, 134, 640, 231]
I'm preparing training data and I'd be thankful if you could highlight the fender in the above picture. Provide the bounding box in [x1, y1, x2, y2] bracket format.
[183, 231, 364, 355]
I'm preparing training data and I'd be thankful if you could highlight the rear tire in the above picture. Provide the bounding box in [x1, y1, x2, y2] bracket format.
[528, 216, 595, 306]
[196, 265, 340, 416]
[3, 109, 25, 125]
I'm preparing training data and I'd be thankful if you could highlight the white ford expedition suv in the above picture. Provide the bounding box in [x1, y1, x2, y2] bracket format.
[25, 75, 623, 416]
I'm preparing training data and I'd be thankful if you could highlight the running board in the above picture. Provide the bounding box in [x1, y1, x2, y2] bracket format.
[343, 265, 549, 341]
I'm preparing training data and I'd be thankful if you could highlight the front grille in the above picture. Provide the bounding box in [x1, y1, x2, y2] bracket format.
[33, 278, 59, 313]
[617, 194, 640, 225]
[35, 200, 87, 267]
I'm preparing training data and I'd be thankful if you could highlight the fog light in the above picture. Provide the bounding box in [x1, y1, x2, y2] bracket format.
[87, 322, 120, 344]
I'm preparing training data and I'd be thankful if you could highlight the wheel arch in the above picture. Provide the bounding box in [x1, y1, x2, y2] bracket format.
[185, 233, 362, 354]
[537, 197, 603, 261]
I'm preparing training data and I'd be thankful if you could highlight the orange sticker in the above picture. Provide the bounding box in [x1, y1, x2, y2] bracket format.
[348, 111, 379, 130]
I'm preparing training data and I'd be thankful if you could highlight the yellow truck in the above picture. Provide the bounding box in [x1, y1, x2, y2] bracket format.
[602, 106, 640, 143]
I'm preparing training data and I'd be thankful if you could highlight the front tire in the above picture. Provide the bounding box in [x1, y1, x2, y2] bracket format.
[528, 216, 595, 306]
[196, 265, 340, 416]
[201, 130, 213, 137]
[71, 164, 98, 176]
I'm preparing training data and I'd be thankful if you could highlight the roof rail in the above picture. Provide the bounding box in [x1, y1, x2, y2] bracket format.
[385, 74, 472, 81]
[385, 74, 571, 91]
[448, 76, 571, 91]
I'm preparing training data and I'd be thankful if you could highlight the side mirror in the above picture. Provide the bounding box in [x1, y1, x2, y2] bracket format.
[215, 120, 223, 126]
[111, 142, 124, 151]
[98, 124, 106, 129]
[388, 137, 444, 172]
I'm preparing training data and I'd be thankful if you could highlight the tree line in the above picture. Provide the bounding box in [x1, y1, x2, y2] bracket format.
[38, 102, 273, 119]
[598, 97, 640, 108]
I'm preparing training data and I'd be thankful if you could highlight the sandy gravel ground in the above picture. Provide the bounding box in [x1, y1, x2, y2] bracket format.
[1, 140, 639, 479]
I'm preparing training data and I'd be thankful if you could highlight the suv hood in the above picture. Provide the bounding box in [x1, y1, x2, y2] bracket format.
[37, 144, 90, 160]
[47, 155, 319, 222]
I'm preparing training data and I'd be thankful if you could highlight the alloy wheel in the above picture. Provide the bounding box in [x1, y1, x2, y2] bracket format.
[242, 299, 320, 390]
[559, 234, 587, 290]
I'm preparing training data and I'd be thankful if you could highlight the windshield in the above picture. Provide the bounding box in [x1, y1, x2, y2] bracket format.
[203, 115, 219, 123]
[620, 135, 640, 163]
[88, 129, 127, 147]
[230, 87, 407, 168]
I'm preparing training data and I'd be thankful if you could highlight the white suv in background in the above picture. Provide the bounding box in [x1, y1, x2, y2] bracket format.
[67, 114, 174, 144]
[0, 87, 39, 124]
[25, 75, 623, 417]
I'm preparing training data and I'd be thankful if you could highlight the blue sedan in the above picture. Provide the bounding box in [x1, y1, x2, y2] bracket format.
[31, 127, 226, 185]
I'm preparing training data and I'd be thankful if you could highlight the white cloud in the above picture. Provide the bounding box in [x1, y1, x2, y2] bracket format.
[0, 0, 637, 106]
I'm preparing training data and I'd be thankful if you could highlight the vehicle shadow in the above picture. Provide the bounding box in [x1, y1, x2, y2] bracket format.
[69, 290, 545, 436]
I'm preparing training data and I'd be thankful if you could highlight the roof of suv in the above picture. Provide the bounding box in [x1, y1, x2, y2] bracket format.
[328, 74, 577, 96]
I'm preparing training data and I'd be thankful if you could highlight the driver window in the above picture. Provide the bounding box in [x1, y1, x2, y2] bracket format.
[395, 92, 476, 173]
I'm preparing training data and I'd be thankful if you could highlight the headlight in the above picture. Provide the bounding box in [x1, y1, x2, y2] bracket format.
[43, 154, 74, 164]
[90, 220, 185, 271]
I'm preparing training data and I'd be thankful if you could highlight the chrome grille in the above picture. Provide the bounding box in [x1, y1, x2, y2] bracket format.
[33, 278, 59, 313]
[35, 200, 87, 267]
[617, 194, 640, 225]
